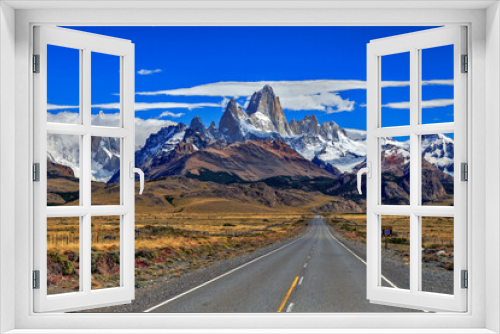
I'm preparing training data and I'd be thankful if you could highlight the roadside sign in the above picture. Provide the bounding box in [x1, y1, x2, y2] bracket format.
[381, 226, 392, 237]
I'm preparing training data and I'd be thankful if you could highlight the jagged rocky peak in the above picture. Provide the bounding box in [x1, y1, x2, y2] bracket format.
[135, 123, 187, 166]
[247, 85, 291, 135]
[208, 121, 217, 131]
[297, 114, 320, 135]
[289, 119, 300, 135]
[207, 120, 221, 139]
[320, 120, 342, 142]
[189, 115, 206, 134]
[219, 98, 248, 142]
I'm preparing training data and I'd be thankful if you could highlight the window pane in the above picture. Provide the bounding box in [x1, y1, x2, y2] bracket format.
[47, 134, 80, 206]
[421, 133, 454, 206]
[381, 52, 410, 127]
[421, 45, 454, 124]
[47, 45, 80, 124]
[47, 217, 80, 295]
[421, 217, 454, 294]
[91, 52, 121, 127]
[91, 216, 121, 290]
[380, 215, 410, 290]
[381, 136, 410, 205]
[91, 136, 121, 205]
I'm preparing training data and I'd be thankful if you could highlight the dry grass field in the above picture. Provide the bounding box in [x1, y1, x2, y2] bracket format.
[46, 213, 310, 295]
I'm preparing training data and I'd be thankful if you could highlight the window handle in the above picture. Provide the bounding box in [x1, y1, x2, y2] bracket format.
[129, 162, 145, 195]
[357, 162, 371, 195]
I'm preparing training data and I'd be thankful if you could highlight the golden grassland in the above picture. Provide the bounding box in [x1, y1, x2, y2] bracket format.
[46, 213, 310, 294]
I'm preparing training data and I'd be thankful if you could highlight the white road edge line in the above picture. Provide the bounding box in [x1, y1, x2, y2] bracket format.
[286, 302, 294, 312]
[325, 224, 431, 314]
[143, 226, 314, 312]
[324, 224, 398, 289]
[298, 276, 304, 286]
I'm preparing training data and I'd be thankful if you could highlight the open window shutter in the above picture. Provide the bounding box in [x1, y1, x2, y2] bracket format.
[365, 26, 467, 312]
[33, 26, 136, 312]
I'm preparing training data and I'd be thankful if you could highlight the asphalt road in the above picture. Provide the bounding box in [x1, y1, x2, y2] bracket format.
[145, 216, 413, 313]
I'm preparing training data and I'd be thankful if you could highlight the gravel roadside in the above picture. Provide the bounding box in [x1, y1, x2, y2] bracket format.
[326, 224, 453, 294]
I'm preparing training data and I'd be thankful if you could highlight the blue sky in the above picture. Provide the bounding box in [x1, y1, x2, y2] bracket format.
[48, 26, 454, 137]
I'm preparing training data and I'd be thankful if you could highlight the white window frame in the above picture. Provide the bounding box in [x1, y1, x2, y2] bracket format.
[1, 1, 498, 333]
[33, 26, 136, 312]
[365, 26, 468, 312]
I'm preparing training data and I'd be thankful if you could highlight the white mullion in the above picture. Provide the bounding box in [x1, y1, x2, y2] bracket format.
[373, 205, 411, 215]
[366, 45, 380, 299]
[452, 27, 468, 307]
[90, 205, 129, 216]
[78, 48, 84, 293]
[47, 207, 89, 217]
[81, 47, 92, 294]
[46, 124, 129, 138]
[90, 126, 129, 138]
[409, 47, 420, 295]
[413, 206, 455, 217]
[412, 123, 455, 135]
[47, 206, 129, 217]
[122, 49, 135, 299]
[46, 123, 88, 136]
[33, 27, 49, 310]
[373, 126, 411, 137]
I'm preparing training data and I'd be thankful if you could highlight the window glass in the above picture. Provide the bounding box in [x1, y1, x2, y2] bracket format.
[381, 136, 410, 205]
[47, 45, 80, 124]
[381, 52, 410, 127]
[421, 217, 454, 294]
[91, 216, 121, 289]
[47, 217, 80, 295]
[421, 45, 454, 124]
[47, 134, 80, 206]
[91, 52, 121, 127]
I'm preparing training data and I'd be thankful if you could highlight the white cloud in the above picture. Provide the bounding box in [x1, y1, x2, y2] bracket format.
[47, 104, 78, 110]
[382, 99, 454, 110]
[137, 69, 162, 75]
[47, 111, 176, 149]
[422, 80, 454, 86]
[136, 79, 452, 113]
[157, 111, 184, 118]
[281, 92, 355, 113]
[90, 101, 220, 111]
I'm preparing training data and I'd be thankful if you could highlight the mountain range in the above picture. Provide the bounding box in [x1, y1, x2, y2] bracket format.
[47, 84, 455, 208]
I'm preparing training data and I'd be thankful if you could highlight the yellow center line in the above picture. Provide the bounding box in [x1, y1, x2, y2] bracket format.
[277, 276, 299, 312]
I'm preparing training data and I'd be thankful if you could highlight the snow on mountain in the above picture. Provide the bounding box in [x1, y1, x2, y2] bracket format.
[47, 134, 80, 177]
[216, 85, 455, 174]
[135, 123, 187, 167]
[422, 134, 455, 175]
[46, 110, 175, 182]
[343, 128, 367, 141]
[383, 145, 411, 164]
[46, 133, 120, 182]
[219, 86, 368, 173]
[90, 136, 120, 182]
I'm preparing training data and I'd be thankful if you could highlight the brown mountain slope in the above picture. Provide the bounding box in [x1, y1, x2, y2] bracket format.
[144, 139, 333, 182]
[79, 176, 337, 214]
